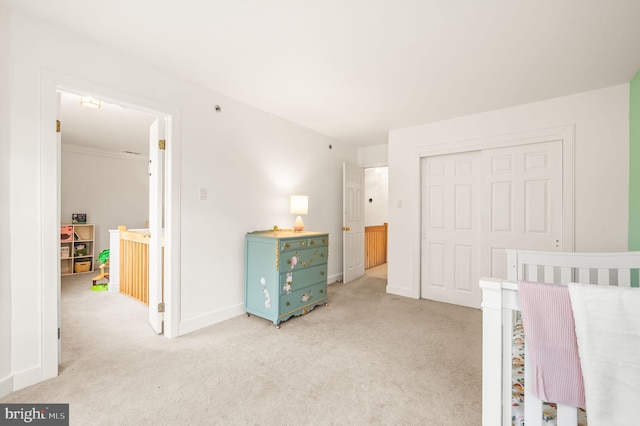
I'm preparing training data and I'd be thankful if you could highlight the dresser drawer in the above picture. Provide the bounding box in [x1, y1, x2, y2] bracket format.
[279, 281, 327, 317]
[279, 246, 328, 271]
[279, 264, 326, 294]
[280, 238, 308, 252]
[307, 236, 329, 248]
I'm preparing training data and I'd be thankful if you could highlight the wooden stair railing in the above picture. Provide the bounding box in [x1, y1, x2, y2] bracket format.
[365, 222, 388, 269]
[119, 225, 150, 305]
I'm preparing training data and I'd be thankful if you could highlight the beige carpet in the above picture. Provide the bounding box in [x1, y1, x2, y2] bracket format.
[2, 264, 482, 425]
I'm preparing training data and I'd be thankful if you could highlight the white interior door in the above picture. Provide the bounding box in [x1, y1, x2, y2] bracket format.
[148, 118, 165, 334]
[343, 162, 365, 283]
[421, 152, 481, 307]
[481, 140, 563, 279]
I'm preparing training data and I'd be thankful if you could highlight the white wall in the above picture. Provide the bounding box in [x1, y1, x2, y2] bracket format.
[358, 143, 388, 168]
[388, 85, 630, 298]
[61, 149, 149, 253]
[0, 3, 13, 397]
[5, 9, 356, 394]
[364, 167, 388, 226]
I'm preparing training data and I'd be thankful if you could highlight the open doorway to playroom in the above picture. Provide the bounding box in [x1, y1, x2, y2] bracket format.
[57, 90, 165, 367]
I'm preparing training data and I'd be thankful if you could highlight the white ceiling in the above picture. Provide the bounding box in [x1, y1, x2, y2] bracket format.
[8, 0, 640, 147]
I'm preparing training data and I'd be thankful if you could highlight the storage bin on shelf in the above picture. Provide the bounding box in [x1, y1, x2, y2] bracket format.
[74, 261, 91, 273]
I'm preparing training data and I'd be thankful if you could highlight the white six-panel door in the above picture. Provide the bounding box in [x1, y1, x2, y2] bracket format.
[481, 140, 563, 280]
[343, 162, 365, 283]
[421, 151, 481, 307]
[421, 140, 563, 308]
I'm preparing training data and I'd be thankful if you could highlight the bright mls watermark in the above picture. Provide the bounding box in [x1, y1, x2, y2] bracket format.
[0, 404, 68, 425]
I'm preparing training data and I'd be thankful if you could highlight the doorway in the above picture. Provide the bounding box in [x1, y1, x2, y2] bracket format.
[58, 90, 166, 358]
[40, 71, 180, 379]
[364, 167, 388, 271]
[343, 163, 389, 284]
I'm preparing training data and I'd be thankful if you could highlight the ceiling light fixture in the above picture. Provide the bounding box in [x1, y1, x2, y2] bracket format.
[80, 96, 101, 109]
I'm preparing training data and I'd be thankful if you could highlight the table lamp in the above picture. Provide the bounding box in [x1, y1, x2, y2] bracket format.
[290, 195, 308, 232]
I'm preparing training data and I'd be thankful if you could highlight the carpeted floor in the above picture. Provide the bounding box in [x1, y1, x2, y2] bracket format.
[1, 264, 482, 425]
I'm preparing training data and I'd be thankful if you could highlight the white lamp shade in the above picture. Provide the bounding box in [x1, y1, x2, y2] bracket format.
[290, 195, 308, 215]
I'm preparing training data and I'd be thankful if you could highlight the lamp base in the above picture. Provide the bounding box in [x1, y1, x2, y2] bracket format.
[293, 216, 305, 232]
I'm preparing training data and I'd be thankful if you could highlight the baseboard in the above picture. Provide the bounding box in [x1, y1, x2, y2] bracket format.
[0, 374, 13, 399]
[12, 365, 42, 392]
[386, 284, 417, 299]
[178, 303, 245, 336]
[327, 273, 342, 284]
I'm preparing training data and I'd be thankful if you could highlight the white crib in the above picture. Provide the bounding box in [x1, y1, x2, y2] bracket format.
[480, 249, 640, 426]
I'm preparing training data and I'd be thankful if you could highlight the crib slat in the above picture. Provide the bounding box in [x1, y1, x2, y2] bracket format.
[597, 268, 609, 286]
[556, 403, 578, 426]
[527, 263, 538, 282]
[619, 268, 631, 287]
[503, 309, 515, 426]
[544, 265, 554, 283]
[577, 268, 589, 284]
[560, 266, 572, 284]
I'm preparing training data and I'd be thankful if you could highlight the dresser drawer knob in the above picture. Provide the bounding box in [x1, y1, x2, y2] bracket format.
[320, 271, 325, 276]
[309, 240, 315, 245]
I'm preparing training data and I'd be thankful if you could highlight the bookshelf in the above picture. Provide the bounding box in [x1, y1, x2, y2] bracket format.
[60, 224, 95, 276]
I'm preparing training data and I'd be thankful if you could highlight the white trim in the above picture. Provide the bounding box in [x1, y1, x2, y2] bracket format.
[164, 110, 182, 338]
[327, 272, 342, 284]
[415, 125, 575, 157]
[40, 73, 59, 381]
[11, 366, 43, 392]
[38, 68, 183, 386]
[0, 375, 13, 398]
[359, 159, 388, 168]
[411, 125, 576, 301]
[178, 304, 245, 336]
[385, 284, 414, 298]
[61, 144, 149, 161]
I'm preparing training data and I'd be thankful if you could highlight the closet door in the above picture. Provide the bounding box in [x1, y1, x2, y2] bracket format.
[421, 151, 481, 308]
[420, 140, 563, 308]
[481, 140, 563, 280]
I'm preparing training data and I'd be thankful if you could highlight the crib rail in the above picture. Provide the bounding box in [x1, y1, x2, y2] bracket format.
[481, 278, 583, 426]
[506, 249, 640, 286]
[482, 249, 640, 426]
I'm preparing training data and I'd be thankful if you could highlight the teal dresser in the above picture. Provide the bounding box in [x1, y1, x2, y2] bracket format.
[244, 229, 329, 328]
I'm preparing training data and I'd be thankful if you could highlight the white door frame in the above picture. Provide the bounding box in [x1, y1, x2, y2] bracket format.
[40, 69, 182, 380]
[413, 125, 575, 299]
